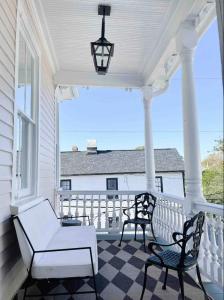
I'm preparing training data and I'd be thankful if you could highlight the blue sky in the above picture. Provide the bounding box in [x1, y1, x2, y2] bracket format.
[59, 20, 223, 160]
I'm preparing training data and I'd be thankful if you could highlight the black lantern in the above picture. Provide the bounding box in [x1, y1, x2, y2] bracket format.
[91, 5, 114, 75]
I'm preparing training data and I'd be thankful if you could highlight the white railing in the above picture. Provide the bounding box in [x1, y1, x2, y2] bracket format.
[57, 189, 223, 288]
[194, 201, 223, 288]
[58, 190, 145, 233]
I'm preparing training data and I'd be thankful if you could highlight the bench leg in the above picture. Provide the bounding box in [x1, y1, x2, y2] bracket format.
[23, 286, 27, 300]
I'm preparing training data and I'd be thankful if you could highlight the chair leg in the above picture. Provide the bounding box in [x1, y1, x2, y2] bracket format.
[150, 222, 156, 241]
[140, 264, 149, 300]
[118, 223, 126, 247]
[141, 224, 146, 252]
[162, 268, 168, 290]
[134, 224, 137, 241]
[178, 271, 185, 300]
[196, 264, 210, 299]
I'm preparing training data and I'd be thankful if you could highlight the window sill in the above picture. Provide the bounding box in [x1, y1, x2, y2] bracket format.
[10, 196, 45, 215]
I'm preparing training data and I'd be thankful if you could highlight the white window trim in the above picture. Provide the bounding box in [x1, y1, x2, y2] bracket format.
[12, 2, 41, 204]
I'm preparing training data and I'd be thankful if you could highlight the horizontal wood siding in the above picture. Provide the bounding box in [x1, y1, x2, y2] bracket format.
[0, 0, 56, 299]
[0, 1, 24, 299]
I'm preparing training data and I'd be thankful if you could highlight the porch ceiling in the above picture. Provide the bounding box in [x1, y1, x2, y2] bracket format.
[37, 0, 215, 88]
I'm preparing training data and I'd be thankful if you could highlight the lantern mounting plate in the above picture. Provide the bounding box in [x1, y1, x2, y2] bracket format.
[98, 5, 111, 16]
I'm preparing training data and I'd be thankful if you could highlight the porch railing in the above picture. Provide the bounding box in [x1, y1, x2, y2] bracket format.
[57, 190, 223, 288]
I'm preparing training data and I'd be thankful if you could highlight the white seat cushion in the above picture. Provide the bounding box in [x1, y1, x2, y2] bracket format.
[14, 200, 60, 269]
[31, 225, 98, 279]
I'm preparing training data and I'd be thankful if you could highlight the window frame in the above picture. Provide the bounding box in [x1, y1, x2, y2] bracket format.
[155, 176, 163, 192]
[106, 178, 118, 199]
[60, 179, 72, 191]
[106, 178, 118, 190]
[12, 15, 40, 203]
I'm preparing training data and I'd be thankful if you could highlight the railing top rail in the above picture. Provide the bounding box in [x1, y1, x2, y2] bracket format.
[58, 190, 147, 196]
[153, 191, 185, 205]
[194, 201, 223, 217]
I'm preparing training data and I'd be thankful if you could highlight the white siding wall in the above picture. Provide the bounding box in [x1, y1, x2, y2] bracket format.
[61, 172, 184, 197]
[0, 1, 56, 299]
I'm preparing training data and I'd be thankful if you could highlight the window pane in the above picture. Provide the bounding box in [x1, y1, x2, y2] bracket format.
[16, 35, 26, 112]
[26, 49, 34, 118]
[60, 180, 71, 190]
[107, 178, 118, 190]
[20, 117, 29, 189]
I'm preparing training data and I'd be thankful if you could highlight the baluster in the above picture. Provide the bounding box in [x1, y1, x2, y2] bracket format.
[90, 195, 94, 225]
[60, 194, 64, 217]
[200, 216, 211, 279]
[127, 195, 131, 230]
[83, 195, 87, 225]
[97, 195, 101, 230]
[119, 195, 123, 231]
[68, 194, 72, 217]
[209, 216, 219, 283]
[75, 195, 79, 217]
[105, 197, 109, 232]
[112, 196, 117, 232]
[216, 216, 224, 286]
[158, 201, 162, 237]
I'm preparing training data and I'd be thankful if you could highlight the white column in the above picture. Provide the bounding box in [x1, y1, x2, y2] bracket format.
[142, 86, 155, 192]
[176, 21, 205, 207]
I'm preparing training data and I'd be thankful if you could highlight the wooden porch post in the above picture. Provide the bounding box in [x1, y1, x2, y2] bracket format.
[176, 21, 205, 212]
[142, 86, 156, 192]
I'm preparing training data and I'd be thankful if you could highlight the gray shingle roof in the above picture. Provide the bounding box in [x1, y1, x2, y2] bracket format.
[61, 149, 184, 175]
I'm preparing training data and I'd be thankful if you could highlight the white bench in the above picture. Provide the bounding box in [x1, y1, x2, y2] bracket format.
[13, 199, 98, 299]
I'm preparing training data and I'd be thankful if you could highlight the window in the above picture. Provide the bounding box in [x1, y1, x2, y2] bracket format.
[15, 33, 38, 198]
[155, 176, 163, 192]
[60, 180, 72, 191]
[106, 178, 118, 199]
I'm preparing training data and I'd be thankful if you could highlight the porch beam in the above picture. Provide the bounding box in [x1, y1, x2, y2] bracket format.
[54, 70, 143, 88]
[176, 20, 205, 210]
[142, 86, 156, 192]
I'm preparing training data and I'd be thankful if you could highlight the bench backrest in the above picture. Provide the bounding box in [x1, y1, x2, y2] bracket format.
[14, 200, 60, 270]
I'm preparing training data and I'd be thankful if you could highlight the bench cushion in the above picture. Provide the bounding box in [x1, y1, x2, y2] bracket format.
[14, 200, 60, 269]
[14, 199, 98, 279]
[32, 225, 98, 278]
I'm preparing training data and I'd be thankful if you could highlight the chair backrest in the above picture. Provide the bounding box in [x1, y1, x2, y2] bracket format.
[13, 199, 60, 270]
[179, 211, 205, 267]
[134, 193, 156, 221]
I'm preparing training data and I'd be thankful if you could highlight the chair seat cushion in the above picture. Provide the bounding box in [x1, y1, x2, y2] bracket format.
[147, 250, 195, 270]
[32, 225, 98, 279]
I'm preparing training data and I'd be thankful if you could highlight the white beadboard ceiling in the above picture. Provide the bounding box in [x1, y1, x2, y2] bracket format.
[38, 0, 215, 87]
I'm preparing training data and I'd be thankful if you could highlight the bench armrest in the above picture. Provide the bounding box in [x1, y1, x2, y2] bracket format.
[35, 246, 91, 253]
[57, 215, 90, 225]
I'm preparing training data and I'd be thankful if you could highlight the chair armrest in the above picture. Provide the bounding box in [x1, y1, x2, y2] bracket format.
[172, 232, 184, 244]
[123, 202, 136, 218]
[148, 239, 184, 265]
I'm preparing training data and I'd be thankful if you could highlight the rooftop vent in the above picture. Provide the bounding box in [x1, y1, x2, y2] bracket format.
[87, 139, 97, 154]
[72, 145, 78, 152]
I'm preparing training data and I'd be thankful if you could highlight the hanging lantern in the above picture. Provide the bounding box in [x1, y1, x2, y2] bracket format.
[91, 5, 114, 75]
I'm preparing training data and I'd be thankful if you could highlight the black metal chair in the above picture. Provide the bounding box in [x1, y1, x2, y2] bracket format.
[140, 211, 210, 300]
[118, 193, 157, 251]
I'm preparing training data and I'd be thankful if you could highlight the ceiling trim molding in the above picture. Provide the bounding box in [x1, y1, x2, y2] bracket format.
[28, 0, 59, 73]
[54, 70, 144, 88]
[143, 0, 216, 86]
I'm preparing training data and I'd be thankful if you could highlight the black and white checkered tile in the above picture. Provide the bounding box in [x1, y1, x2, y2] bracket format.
[17, 240, 207, 300]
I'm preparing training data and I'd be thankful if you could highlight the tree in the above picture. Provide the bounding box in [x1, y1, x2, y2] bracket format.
[202, 139, 224, 204]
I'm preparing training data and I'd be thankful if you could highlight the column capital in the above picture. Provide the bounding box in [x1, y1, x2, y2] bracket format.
[142, 85, 153, 102]
[176, 20, 198, 58]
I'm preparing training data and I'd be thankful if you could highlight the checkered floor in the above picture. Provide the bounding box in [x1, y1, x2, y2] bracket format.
[17, 240, 207, 300]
